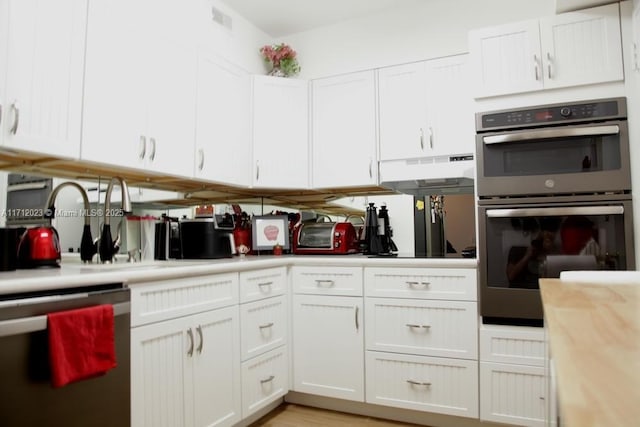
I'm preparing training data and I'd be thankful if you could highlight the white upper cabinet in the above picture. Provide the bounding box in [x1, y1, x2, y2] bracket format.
[311, 71, 377, 188]
[629, 1, 639, 72]
[251, 76, 309, 189]
[470, 2, 623, 98]
[378, 55, 474, 162]
[1, 0, 87, 158]
[82, 0, 197, 177]
[194, 51, 251, 186]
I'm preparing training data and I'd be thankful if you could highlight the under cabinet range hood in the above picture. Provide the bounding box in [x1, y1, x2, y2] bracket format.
[379, 155, 475, 196]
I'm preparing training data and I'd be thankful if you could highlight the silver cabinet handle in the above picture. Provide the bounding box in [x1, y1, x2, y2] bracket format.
[9, 101, 19, 135]
[406, 281, 430, 288]
[260, 375, 275, 384]
[547, 52, 552, 79]
[258, 281, 273, 288]
[428, 126, 433, 149]
[355, 306, 359, 331]
[315, 279, 335, 287]
[197, 148, 205, 171]
[196, 325, 203, 354]
[634, 42, 639, 71]
[419, 128, 424, 150]
[0, 103, 3, 128]
[139, 136, 147, 160]
[406, 323, 431, 329]
[259, 322, 274, 330]
[255, 161, 260, 181]
[187, 328, 194, 357]
[149, 137, 156, 161]
[369, 158, 373, 178]
[534, 54, 539, 81]
[406, 379, 431, 387]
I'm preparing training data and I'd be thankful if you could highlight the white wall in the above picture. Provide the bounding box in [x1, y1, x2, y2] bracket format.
[280, 0, 555, 79]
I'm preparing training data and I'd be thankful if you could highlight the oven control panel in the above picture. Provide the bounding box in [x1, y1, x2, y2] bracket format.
[476, 98, 625, 131]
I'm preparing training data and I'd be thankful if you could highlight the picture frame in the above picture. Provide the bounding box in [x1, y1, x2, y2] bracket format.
[251, 214, 290, 251]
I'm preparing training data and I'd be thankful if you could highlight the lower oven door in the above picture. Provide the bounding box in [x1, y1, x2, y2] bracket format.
[0, 285, 131, 427]
[478, 197, 634, 322]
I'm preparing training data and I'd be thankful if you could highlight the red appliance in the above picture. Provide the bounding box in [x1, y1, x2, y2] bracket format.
[293, 222, 360, 255]
[17, 226, 61, 268]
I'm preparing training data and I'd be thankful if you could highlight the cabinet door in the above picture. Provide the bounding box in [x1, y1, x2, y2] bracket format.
[539, 2, 623, 90]
[480, 362, 547, 427]
[240, 295, 287, 361]
[81, 0, 147, 169]
[0, 0, 7, 147]
[131, 316, 191, 427]
[634, 4, 640, 72]
[311, 71, 377, 187]
[188, 306, 242, 427]
[143, 0, 197, 178]
[194, 51, 250, 186]
[3, 0, 87, 158]
[424, 55, 475, 157]
[378, 62, 427, 160]
[252, 76, 309, 189]
[469, 20, 543, 98]
[292, 294, 364, 401]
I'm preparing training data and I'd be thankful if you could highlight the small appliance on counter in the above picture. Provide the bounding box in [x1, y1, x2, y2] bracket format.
[293, 222, 359, 255]
[361, 202, 398, 256]
[154, 214, 182, 260]
[17, 226, 62, 268]
[180, 214, 235, 259]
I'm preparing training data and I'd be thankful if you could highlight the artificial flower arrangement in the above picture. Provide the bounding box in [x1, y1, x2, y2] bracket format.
[259, 43, 301, 77]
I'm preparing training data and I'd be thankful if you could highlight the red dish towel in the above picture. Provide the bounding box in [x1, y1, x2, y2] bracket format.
[47, 304, 117, 388]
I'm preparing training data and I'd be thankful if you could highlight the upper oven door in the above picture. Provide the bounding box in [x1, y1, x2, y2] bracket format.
[476, 120, 631, 198]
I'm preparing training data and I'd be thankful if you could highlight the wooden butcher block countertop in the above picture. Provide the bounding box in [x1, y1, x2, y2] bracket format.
[539, 278, 640, 427]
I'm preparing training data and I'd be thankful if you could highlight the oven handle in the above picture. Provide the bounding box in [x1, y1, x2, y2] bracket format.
[487, 206, 624, 218]
[0, 302, 130, 338]
[483, 125, 619, 144]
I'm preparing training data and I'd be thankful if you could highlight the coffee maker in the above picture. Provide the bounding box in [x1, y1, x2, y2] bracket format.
[361, 202, 397, 256]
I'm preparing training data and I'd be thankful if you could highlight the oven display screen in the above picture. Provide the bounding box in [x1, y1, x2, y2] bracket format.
[535, 111, 553, 120]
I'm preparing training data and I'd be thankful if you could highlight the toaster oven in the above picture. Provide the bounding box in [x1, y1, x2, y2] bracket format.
[293, 222, 360, 255]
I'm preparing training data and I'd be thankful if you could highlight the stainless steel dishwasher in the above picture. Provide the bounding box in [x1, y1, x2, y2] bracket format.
[0, 284, 131, 427]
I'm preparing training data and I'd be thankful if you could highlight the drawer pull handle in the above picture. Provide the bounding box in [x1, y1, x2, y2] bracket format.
[258, 281, 273, 288]
[315, 279, 335, 287]
[355, 306, 359, 331]
[406, 379, 431, 387]
[406, 281, 430, 288]
[186, 328, 194, 357]
[260, 375, 275, 384]
[259, 322, 274, 330]
[406, 323, 431, 329]
[196, 325, 203, 354]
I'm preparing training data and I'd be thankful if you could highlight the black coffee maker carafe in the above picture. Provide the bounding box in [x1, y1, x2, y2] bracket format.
[360, 202, 398, 256]
[378, 203, 398, 256]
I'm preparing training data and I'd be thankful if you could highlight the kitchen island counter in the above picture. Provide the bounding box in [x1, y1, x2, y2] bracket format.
[539, 278, 640, 427]
[0, 255, 477, 295]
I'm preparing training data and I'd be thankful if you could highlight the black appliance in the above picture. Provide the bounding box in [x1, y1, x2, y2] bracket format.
[476, 97, 634, 324]
[180, 215, 235, 259]
[361, 202, 397, 256]
[0, 284, 131, 426]
[154, 214, 181, 260]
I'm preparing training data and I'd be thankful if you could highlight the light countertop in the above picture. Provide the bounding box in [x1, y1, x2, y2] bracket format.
[0, 254, 477, 296]
[539, 278, 640, 427]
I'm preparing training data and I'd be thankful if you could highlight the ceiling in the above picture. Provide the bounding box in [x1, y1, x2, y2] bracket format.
[220, 0, 424, 37]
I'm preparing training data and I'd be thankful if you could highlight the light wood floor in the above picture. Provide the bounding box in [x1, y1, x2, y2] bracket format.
[249, 403, 423, 426]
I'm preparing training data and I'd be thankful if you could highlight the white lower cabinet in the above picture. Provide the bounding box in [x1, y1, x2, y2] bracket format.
[131, 305, 241, 427]
[241, 346, 289, 417]
[292, 293, 364, 401]
[366, 351, 478, 418]
[240, 295, 287, 362]
[479, 324, 549, 427]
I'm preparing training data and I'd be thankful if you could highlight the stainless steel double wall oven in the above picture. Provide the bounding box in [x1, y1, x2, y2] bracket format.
[476, 97, 635, 323]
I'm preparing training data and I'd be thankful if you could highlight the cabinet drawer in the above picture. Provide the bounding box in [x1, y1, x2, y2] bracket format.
[240, 295, 287, 361]
[480, 325, 545, 366]
[364, 267, 476, 301]
[365, 298, 478, 359]
[240, 266, 287, 303]
[292, 266, 363, 296]
[131, 273, 239, 326]
[366, 351, 478, 418]
[480, 362, 547, 427]
[241, 346, 289, 418]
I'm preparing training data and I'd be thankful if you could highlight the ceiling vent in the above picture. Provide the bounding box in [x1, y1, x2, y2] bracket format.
[211, 6, 233, 31]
